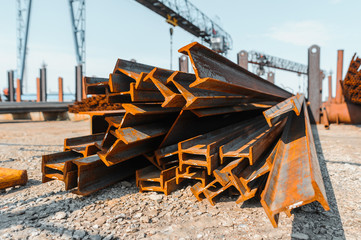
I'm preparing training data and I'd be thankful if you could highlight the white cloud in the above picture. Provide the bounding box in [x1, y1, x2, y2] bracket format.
[268, 20, 331, 47]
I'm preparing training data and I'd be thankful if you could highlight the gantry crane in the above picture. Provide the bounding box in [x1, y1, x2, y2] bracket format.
[134, 0, 232, 54]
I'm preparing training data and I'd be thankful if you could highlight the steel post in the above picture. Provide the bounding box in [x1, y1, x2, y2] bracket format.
[307, 45, 321, 123]
[328, 75, 332, 103]
[7, 70, 15, 102]
[58, 77, 64, 102]
[179, 55, 189, 73]
[335, 50, 344, 104]
[237, 50, 248, 70]
[16, 79, 21, 102]
[40, 66, 47, 102]
[267, 72, 275, 84]
[75, 64, 83, 101]
[36, 77, 40, 102]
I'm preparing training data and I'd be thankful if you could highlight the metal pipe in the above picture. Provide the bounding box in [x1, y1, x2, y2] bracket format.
[328, 75, 332, 103]
[7, 70, 15, 102]
[36, 77, 40, 102]
[16, 79, 21, 102]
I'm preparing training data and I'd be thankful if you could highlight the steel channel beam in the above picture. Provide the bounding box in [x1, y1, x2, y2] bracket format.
[113, 58, 156, 79]
[175, 165, 208, 187]
[191, 103, 273, 117]
[178, 42, 292, 101]
[72, 155, 150, 196]
[136, 165, 179, 195]
[263, 93, 304, 127]
[260, 103, 330, 228]
[84, 77, 109, 95]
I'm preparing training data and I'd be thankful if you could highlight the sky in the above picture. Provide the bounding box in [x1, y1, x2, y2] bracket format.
[0, 0, 360, 101]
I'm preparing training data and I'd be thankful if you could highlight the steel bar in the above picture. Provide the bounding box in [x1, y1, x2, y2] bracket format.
[175, 165, 209, 187]
[109, 73, 134, 93]
[178, 42, 292, 100]
[0, 168, 28, 190]
[58, 77, 64, 102]
[73, 155, 150, 196]
[64, 133, 105, 156]
[144, 68, 186, 108]
[219, 119, 285, 165]
[154, 144, 179, 169]
[7, 70, 15, 102]
[113, 59, 156, 80]
[263, 94, 304, 127]
[84, 77, 109, 95]
[170, 73, 262, 109]
[42, 151, 83, 190]
[260, 104, 330, 228]
[16, 79, 21, 102]
[191, 103, 273, 117]
[336, 50, 344, 104]
[179, 117, 264, 175]
[136, 165, 179, 195]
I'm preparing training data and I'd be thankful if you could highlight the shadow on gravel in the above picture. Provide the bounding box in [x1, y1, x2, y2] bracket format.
[291, 125, 345, 240]
[0, 143, 63, 147]
[325, 160, 361, 167]
[0, 182, 136, 239]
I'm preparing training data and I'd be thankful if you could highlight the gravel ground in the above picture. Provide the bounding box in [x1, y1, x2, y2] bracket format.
[0, 119, 360, 240]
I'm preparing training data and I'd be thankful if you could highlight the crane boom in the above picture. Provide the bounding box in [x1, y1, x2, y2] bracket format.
[248, 51, 308, 75]
[134, 0, 232, 53]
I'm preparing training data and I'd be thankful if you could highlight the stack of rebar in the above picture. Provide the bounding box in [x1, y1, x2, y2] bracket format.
[41, 42, 329, 227]
[342, 54, 361, 104]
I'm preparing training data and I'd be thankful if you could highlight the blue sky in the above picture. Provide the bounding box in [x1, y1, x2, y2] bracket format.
[0, 0, 360, 100]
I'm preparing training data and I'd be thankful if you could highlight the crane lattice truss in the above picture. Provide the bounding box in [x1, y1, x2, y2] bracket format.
[135, 0, 232, 53]
[17, 0, 32, 92]
[248, 51, 308, 75]
[68, 0, 86, 67]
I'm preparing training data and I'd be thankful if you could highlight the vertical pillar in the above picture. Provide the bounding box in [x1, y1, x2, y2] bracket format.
[82, 76, 86, 99]
[16, 79, 21, 102]
[36, 77, 41, 102]
[75, 64, 83, 102]
[267, 72, 275, 84]
[237, 50, 248, 70]
[58, 77, 63, 102]
[179, 55, 189, 73]
[308, 45, 322, 123]
[7, 70, 15, 102]
[328, 75, 332, 103]
[335, 50, 344, 104]
[39, 66, 47, 102]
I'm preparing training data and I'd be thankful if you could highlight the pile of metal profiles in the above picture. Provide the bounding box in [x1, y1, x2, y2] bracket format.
[341, 54, 361, 104]
[40, 42, 329, 227]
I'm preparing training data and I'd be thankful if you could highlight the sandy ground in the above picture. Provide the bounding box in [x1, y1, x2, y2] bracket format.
[0, 119, 360, 240]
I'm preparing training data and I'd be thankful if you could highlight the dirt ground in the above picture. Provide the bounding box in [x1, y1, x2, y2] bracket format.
[0, 119, 360, 240]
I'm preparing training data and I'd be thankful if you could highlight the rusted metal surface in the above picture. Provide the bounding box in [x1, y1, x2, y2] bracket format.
[260, 103, 329, 228]
[263, 94, 304, 127]
[176, 165, 208, 187]
[0, 168, 28, 190]
[136, 165, 178, 195]
[190, 103, 272, 117]
[336, 50, 344, 104]
[84, 77, 109, 95]
[16, 79, 21, 102]
[58, 77, 63, 102]
[179, 42, 292, 100]
[342, 53, 361, 104]
[64, 133, 104, 156]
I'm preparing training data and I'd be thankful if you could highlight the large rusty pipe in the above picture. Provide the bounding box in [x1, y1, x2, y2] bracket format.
[335, 50, 344, 103]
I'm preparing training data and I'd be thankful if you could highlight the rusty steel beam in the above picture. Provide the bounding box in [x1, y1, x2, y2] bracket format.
[42, 151, 83, 190]
[263, 94, 304, 127]
[78, 110, 126, 134]
[154, 144, 179, 169]
[84, 77, 109, 95]
[191, 103, 273, 117]
[64, 133, 104, 156]
[136, 165, 179, 195]
[109, 73, 133, 93]
[260, 103, 330, 228]
[73, 155, 150, 196]
[143, 68, 186, 108]
[178, 42, 292, 101]
[170, 73, 263, 109]
[179, 117, 264, 175]
[176, 165, 209, 187]
[0, 168, 28, 190]
[113, 59, 156, 80]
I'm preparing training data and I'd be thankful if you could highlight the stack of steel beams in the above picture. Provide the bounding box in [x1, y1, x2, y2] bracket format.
[342, 54, 361, 104]
[41, 42, 329, 227]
